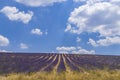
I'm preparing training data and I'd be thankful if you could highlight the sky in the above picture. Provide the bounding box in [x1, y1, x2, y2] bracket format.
[0, 0, 120, 55]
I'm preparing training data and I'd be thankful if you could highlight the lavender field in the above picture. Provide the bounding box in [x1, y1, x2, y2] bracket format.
[0, 53, 120, 74]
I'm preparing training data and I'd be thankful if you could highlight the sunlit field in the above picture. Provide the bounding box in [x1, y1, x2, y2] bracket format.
[0, 69, 120, 80]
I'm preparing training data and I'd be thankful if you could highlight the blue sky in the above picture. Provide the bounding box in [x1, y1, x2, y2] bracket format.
[0, 0, 120, 55]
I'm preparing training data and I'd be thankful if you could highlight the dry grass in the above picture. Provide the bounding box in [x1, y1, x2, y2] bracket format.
[0, 69, 120, 80]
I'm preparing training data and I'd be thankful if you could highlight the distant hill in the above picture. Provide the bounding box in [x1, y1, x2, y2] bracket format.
[0, 52, 120, 74]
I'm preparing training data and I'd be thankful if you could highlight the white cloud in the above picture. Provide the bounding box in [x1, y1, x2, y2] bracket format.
[66, 2, 120, 36]
[110, 0, 120, 2]
[45, 31, 48, 35]
[31, 28, 43, 36]
[73, 0, 105, 3]
[56, 46, 76, 53]
[89, 37, 120, 47]
[0, 49, 11, 52]
[15, 0, 67, 7]
[0, 6, 33, 24]
[20, 43, 28, 49]
[88, 38, 97, 47]
[73, 0, 84, 2]
[0, 49, 8, 52]
[0, 35, 9, 46]
[56, 46, 95, 54]
[76, 37, 81, 42]
[110, 0, 120, 5]
[65, 1, 120, 46]
[65, 24, 72, 32]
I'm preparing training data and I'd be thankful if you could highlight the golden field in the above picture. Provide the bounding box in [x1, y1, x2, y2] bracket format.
[0, 69, 120, 80]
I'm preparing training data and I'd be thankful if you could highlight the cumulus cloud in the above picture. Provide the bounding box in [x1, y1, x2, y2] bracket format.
[31, 28, 43, 36]
[0, 6, 33, 24]
[56, 46, 76, 53]
[88, 38, 97, 47]
[65, 1, 120, 46]
[56, 46, 95, 54]
[15, 0, 67, 7]
[0, 49, 11, 52]
[0, 35, 9, 46]
[20, 43, 28, 49]
[89, 37, 120, 47]
[0, 49, 8, 52]
[44, 29, 48, 35]
[66, 2, 120, 36]
[76, 37, 81, 42]
[73, 0, 105, 3]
